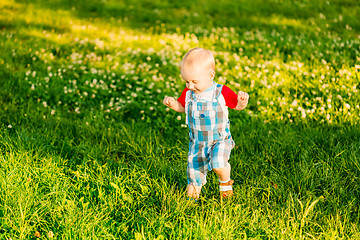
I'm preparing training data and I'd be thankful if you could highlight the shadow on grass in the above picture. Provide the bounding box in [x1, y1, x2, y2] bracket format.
[0, 17, 70, 33]
[13, 0, 360, 36]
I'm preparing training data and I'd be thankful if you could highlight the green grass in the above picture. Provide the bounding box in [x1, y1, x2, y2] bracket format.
[0, 0, 360, 239]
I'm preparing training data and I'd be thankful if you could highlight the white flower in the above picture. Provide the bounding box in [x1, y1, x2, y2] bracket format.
[301, 111, 306, 118]
[48, 231, 54, 238]
[177, 116, 181, 120]
[8, 125, 12, 128]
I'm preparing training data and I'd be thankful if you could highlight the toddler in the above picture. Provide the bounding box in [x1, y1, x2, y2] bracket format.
[163, 48, 249, 200]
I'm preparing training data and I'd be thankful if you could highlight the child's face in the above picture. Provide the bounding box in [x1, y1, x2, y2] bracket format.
[181, 66, 215, 94]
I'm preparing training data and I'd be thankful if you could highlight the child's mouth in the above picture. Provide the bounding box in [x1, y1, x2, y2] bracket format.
[191, 88, 199, 93]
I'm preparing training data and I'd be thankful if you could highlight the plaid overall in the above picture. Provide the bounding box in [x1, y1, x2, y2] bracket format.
[186, 84, 235, 186]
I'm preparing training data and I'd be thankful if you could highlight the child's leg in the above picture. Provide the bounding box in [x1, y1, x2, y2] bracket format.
[187, 141, 208, 200]
[214, 164, 234, 199]
[211, 138, 235, 199]
[213, 164, 231, 182]
[187, 185, 202, 199]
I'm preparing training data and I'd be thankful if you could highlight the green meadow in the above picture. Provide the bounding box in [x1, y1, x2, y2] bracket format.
[0, 0, 360, 239]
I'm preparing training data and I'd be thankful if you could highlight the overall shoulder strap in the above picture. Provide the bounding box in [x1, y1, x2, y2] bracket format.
[214, 84, 223, 99]
[190, 90, 196, 100]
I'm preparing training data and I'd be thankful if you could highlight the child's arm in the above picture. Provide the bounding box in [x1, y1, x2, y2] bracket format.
[163, 97, 185, 113]
[235, 91, 249, 110]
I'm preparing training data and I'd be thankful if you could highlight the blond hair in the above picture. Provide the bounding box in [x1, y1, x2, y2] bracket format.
[180, 48, 215, 72]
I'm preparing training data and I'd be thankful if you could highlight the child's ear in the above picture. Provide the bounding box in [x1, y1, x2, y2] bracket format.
[209, 70, 215, 80]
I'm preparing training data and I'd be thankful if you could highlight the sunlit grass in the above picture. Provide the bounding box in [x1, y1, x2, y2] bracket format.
[1, 0, 360, 238]
[1, 120, 360, 238]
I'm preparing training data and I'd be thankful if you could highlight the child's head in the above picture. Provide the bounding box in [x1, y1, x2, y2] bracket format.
[180, 48, 215, 94]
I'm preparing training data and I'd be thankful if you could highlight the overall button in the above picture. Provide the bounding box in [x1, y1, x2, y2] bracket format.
[200, 114, 205, 118]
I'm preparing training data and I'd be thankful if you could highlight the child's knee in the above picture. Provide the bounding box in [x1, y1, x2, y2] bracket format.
[213, 167, 220, 174]
[213, 166, 226, 174]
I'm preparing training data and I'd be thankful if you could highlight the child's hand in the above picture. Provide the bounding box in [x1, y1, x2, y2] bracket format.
[236, 91, 249, 110]
[163, 96, 177, 108]
[237, 91, 249, 103]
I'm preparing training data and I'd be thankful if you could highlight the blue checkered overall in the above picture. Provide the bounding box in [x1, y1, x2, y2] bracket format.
[186, 84, 235, 186]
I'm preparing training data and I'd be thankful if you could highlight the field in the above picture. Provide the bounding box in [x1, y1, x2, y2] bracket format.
[0, 0, 360, 239]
